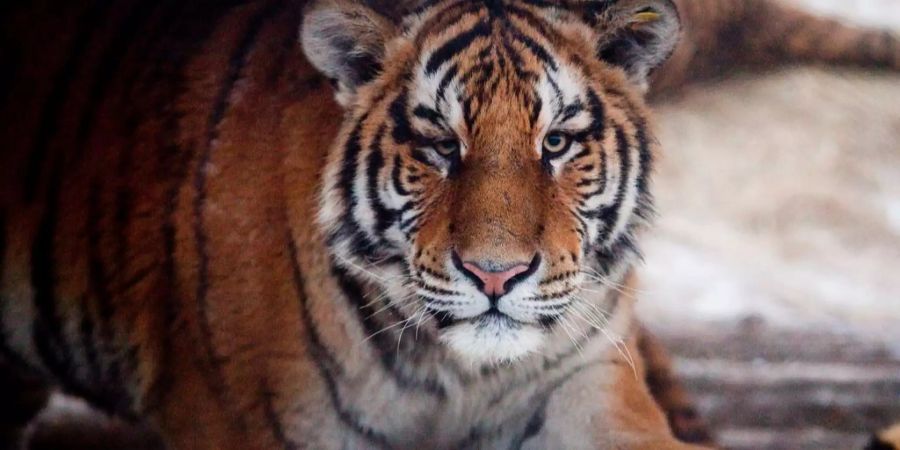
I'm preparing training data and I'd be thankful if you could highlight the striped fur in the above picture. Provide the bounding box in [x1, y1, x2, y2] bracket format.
[1, 0, 898, 448]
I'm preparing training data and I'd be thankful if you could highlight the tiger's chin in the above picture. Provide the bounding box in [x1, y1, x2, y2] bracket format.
[438, 314, 546, 367]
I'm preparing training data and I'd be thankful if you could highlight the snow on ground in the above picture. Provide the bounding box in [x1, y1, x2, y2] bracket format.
[638, 1, 900, 353]
[790, 0, 900, 28]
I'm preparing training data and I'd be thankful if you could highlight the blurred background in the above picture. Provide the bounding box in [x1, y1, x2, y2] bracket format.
[639, 0, 900, 448]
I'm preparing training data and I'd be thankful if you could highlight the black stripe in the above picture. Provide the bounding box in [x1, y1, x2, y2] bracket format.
[633, 121, 652, 196]
[585, 89, 606, 140]
[427, 307, 459, 329]
[539, 271, 578, 286]
[559, 100, 584, 123]
[145, 0, 249, 414]
[0, 41, 20, 108]
[23, 0, 115, 203]
[425, 20, 492, 75]
[412, 104, 446, 129]
[414, 0, 483, 46]
[505, 3, 559, 41]
[517, 0, 562, 9]
[399, 212, 422, 231]
[598, 150, 608, 195]
[72, 0, 162, 162]
[509, 358, 612, 449]
[365, 125, 400, 236]
[0, 209, 4, 284]
[529, 96, 543, 128]
[462, 95, 478, 133]
[82, 186, 106, 385]
[613, 104, 653, 222]
[419, 295, 464, 307]
[471, 358, 608, 448]
[573, 209, 589, 240]
[259, 379, 301, 450]
[333, 114, 382, 259]
[416, 282, 462, 297]
[0, 209, 4, 290]
[332, 266, 448, 398]
[499, 38, 540, 82]
[461, 55, 496, 88]
[576, 151, 608, 201]
[86, 182, 133, 414]
[87, 27, 157, 402]
[30, 159, 75, 384]
[78, 298, 103, 383]
[398, 203, 420, 223]
[588, 125, 629, 243]
[507, 25, 558, 72]
[593, 233, 639, 276]
[104, 3, 158, 404]
[390, 90, 426, 146]
[390, 155, 411, 197]
[409, 0, 447, 17]
[418, 265, 452, 283]
[510, 396, 547, 450]
[286, 233, 391, 448]
[435, 62, 459, 104]
[192, 0, 286, 401]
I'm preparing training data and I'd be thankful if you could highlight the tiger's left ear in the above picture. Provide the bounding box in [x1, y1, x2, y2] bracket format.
[596, 0, 681, 91]
[301, 0, 397, 104]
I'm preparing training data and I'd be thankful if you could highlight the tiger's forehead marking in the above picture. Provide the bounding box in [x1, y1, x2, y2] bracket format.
[407, 1, 595, 148]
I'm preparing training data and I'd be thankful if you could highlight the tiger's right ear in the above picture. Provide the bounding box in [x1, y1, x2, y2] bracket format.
[595, 0, 680, 92]
[301, 0, 396, 102]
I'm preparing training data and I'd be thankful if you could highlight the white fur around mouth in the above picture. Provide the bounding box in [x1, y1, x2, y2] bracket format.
[439, 313, 545, 366]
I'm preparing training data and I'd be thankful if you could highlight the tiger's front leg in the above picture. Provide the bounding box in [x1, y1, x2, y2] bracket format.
[521, 348, 714, 450]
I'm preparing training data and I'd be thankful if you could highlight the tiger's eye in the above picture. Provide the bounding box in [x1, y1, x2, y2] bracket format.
[543, 132, 569, 154]
[434, 140, 460, 157]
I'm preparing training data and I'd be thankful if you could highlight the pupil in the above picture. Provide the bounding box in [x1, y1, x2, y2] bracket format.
[548, 135, 561, 146]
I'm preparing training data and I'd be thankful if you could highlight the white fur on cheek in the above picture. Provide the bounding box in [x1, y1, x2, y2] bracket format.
[440, 320, 545, 366]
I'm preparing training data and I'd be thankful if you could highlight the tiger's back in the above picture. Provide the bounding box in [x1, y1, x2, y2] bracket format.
[1, 1, 337, 445]
[1, 0, 899, 449]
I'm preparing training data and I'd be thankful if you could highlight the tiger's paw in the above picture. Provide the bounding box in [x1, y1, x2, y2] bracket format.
[23, 394, 164, 450]
[866, 424, 900, 450]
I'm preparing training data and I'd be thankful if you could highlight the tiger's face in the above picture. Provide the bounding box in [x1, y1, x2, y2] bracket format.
[304, 0, 679, 365]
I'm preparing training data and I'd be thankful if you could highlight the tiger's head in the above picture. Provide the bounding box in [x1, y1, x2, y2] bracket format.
[302, 0, 680, 365]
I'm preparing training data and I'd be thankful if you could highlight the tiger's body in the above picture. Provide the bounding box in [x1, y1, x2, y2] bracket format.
[0, 0, 897, 449]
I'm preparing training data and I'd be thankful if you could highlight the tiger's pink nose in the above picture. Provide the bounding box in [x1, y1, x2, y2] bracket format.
[460, 262, 531, 297]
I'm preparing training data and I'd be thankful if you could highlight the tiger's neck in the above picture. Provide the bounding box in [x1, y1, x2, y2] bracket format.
[290, 238, 638, 446]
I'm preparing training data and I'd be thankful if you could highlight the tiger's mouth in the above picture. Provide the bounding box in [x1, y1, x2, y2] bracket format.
[435, 308, 549, 365]
[404, 249, 591, 364]
[432, 306, 537, 329]
[416, 274, 578, 365]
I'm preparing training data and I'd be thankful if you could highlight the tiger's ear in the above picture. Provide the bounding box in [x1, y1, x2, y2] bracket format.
[596, 0, 681, 91]
[301, 0, 397, 102]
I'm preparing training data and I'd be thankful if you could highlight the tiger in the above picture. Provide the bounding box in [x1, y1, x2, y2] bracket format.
[1, 0, 898, 449]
